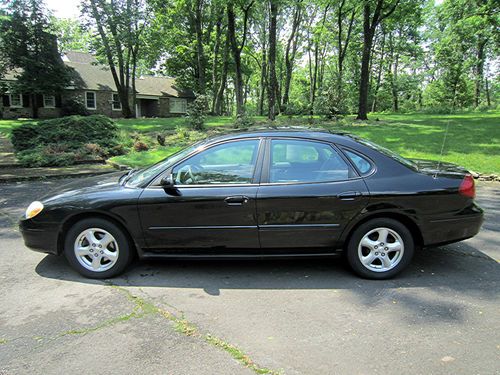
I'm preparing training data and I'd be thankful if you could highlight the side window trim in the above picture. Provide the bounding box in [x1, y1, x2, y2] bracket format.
[261, 137, 359, 185]
[340, 147, 376, 177]
[150, 138, 265, 188]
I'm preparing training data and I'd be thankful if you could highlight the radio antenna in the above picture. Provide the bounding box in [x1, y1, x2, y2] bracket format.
[434, 120, 450, 178]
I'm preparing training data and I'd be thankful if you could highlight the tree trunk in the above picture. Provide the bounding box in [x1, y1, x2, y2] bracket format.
[211, 10, 224, 113]
[214, 30, 229, 116]
[281, 2, 301, 113]
[259, 48, 267, 116]
[371, 31, 386, 113]
[194, 0, 206, 94]
[485, 74, 491, 107]
[356, 26, 374, 120]
[227, 1, 253, 116]
[268, 0, 278, 120]
[474, 38, 486, 108]
[356, 0, 399, 120]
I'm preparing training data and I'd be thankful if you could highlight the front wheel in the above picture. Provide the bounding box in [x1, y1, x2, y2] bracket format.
[346, 218, 414, 279]
[64, 218, 133, 279]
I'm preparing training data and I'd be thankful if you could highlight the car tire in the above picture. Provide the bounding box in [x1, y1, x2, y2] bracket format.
[64, 218, 133, 279]
[346, 218, 414, 279]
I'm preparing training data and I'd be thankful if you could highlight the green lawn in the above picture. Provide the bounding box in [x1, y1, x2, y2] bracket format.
[1, 111, 499, 174]
[336, 111, 500, 175]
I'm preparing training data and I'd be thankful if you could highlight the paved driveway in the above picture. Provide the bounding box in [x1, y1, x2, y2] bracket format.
[0, 178, 498, 375]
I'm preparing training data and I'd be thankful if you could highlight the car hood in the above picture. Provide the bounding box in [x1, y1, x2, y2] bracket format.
[41, 171, 127, 204]
[410, 159, 469, 177]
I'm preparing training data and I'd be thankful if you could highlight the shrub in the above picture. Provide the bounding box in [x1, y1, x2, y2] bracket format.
[61, 98, 89, 116]
[233, 114, 254, 129]
[186, 95, 207, 130]
[133, 141, 149, 152]
[11, 115, 120, 167]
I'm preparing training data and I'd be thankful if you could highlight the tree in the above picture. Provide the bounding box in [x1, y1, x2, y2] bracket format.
[281, 0, 303, 113]
[227, 0, 254, 116]
[267, 0, 278, 120]
[0, 0, 72, 118]
[356, 0, 399, 120]
[52, 18, 93, 53]
[82, 0, 150, 118]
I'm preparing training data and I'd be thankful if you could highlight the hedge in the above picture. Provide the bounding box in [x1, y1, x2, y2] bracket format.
[11, 115, 123, 167]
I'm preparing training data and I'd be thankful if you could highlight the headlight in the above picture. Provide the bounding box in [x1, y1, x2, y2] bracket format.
[25, 201, 44, 219]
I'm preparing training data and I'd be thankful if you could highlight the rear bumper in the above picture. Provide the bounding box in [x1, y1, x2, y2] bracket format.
[19, 219, 60, 255]
[420, 204, 484, 247]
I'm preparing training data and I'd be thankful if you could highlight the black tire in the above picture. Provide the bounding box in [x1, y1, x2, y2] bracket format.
[64, 218, 133, 279]
[346, 218, 414, 279]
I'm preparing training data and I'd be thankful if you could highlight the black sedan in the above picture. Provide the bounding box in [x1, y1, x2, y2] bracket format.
[20, 129, 484, 279]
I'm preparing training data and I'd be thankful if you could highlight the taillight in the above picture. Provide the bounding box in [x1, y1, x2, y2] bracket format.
[459, 174, 475, 198]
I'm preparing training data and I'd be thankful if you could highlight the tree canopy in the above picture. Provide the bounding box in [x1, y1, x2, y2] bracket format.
[1, 0, 499, 120]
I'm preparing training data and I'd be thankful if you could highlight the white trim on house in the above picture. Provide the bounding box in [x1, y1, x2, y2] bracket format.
[112, 93, 122, 111]
[136, 94, 160, 100]
[43, 95, 56, 108]
[9, 93, 23, 108]
[85, 91, 97, 110]
[169, 98, 187, 114]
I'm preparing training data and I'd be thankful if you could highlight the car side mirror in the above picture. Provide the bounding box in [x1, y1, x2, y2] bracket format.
[160, 174, 175, 188]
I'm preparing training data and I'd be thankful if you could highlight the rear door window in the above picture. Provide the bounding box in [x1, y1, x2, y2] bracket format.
[269, 139, 354, 183]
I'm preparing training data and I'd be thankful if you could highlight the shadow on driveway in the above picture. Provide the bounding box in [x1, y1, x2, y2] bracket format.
[35, 241, 499, 324]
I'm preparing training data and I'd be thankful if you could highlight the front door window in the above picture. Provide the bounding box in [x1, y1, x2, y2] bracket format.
[172, 140, 260, 185]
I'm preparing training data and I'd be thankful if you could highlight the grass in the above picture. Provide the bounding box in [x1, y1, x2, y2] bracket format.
[1, 110, 499, 173]
[110, 145, 182, 167]
[337, 111, 500, 174]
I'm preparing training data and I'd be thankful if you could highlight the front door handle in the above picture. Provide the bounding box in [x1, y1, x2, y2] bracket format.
[224, 195, 249, 206]
[337, 191, 361, 200]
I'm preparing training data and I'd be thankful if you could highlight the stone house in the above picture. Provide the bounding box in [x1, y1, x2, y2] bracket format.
[0, 51, 195, 119]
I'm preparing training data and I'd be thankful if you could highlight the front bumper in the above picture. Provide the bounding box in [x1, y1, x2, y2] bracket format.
[19, 218, 60, 255]
[420, 204, 484, 247]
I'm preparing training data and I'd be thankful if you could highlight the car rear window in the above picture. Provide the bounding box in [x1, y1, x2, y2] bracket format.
[343, 149, 373, 175]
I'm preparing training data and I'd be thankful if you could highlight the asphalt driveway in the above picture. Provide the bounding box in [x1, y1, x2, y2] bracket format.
[0, 177, 498, 375]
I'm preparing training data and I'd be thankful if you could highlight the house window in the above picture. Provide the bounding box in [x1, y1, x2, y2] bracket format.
[112, 93, 122, 110]
[85, 92, 96, 110]
[10, 94, 23, 108]
[43, 95, 56, 108]
[169, 98, 187, 114]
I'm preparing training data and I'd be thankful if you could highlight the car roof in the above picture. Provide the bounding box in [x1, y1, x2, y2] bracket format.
[202, 127, 359, 145]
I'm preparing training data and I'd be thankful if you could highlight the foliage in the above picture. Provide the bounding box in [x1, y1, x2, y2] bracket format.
[52, 17, 93, 53]
[60, 97, 89, 116]
[186, 95, 208, 130]
[11, 115, 122, 166]
[233, 113, 255, 129]
[0, 0, 72, 111]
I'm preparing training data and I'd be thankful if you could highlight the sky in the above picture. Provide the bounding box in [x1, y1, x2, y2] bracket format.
[46, 0, 81, 19]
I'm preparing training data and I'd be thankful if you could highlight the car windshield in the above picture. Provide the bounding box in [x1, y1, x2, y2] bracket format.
[125, 141, 206, 187]
[355, 138, 417, 169]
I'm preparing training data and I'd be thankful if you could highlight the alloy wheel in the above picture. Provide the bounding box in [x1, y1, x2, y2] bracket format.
[357, 227, 404, 273]
[74, 228, 120, 272]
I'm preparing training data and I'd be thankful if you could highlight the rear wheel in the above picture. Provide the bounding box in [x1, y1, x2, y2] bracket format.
[64, 218, 133, 279]
[346, 218, 414, 279]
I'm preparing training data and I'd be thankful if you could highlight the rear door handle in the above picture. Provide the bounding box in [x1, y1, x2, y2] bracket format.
[224, 195, 249, 206]
[337, 191, 361, 200]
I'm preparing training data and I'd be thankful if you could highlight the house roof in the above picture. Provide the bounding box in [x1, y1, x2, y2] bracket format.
[135, 76, 195, 98]
[63, 51, 98, 64]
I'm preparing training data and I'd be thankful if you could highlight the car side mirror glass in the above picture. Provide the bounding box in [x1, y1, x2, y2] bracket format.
[160, 174, 175, 188]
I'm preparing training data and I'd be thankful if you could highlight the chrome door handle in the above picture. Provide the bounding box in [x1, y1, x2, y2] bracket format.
[224, 196, 249, 206]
